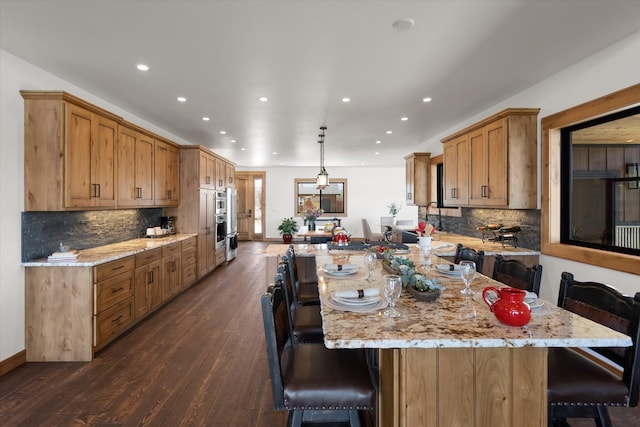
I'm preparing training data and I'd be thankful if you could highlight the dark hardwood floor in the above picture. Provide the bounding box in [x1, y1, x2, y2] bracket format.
[1, 241, 638, 426]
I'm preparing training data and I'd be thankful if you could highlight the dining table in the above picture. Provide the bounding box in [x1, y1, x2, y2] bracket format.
[314, 247, 632, 427]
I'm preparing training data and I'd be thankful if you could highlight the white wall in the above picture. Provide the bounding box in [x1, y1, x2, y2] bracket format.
[237, 166, 419, 240]
[2, 30, 639, 361]
[414, 30, 640, 301]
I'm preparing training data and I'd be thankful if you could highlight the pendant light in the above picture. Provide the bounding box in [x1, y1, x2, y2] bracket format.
[316, 126, 329, 189]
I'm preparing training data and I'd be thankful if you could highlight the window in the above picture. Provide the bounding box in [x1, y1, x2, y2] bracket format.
[542, 84, 640, 275]
[295, 178, 347, 217]
[560, 106, 640, 256]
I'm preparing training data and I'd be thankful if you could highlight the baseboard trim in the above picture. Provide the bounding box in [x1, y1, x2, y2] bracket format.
[0, 350, 26, 376]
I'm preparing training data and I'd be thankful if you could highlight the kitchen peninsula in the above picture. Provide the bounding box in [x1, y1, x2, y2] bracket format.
[22, 234, 197, 362]
[315, 252, 630, 427]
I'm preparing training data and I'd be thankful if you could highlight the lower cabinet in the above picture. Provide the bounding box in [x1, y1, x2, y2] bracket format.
[134, 248, 162, 320]
[162, 242, 182, 300]
[181, 236, 198, 288]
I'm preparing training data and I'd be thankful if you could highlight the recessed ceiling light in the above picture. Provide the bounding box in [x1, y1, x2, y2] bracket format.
[240, 147, 246, 151]
[272, 152, 278, 155]
[376, 140, 382, 144]
[422, 97, 432, 103]
[374, 152, 380, 155]
[230, 139, 236, 143]
[392, 18, 415, 32]
[259, 97, 268, 102]
[219, 130, 226, 135]
[401, 117, 408, 121]
[341, 97, 351, 103]
[386, 130, 393, 134]
[202, 117, 210, 121]
[136, 64, 149, 71]
[177, 96, 187, 102]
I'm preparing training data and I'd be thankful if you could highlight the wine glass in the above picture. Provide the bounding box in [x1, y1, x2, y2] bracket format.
[382, 274, 402, 317]
[363, 252, 377, 282]
[459, 261, 476, 295]
[419, 246, 432, 275]
[459, 295, 477, 320]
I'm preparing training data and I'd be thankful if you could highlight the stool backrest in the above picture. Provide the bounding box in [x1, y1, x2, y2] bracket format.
[492, 255, 542, 295]
[454, 243, 485, 273]
[558, 272, 640, 405]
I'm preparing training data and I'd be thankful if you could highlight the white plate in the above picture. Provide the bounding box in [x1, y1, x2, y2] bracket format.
[323, 269, 358, 277]
[332, 295, 380, 306]
[324, 297, 388, 313]
[436, 269, 462, 277]
[526, 299, 545, 310]
[323, 263, 358, 273]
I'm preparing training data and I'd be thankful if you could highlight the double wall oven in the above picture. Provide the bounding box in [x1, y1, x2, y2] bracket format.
[215, 191, 227, 251]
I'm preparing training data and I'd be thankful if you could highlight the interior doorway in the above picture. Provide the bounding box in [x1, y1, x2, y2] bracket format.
[235, 171, 266, 241]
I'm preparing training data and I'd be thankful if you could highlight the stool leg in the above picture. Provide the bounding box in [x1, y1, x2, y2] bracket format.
[348, 409, 361, 427]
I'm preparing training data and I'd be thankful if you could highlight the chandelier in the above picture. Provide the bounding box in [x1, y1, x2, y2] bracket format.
[316, 126, 329, 189]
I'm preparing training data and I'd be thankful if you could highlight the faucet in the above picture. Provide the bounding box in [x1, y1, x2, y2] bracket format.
[426, 202, 443, 232]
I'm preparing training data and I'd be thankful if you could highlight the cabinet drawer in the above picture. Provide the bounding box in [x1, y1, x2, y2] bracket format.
[182, 236, 197, 252]
[182, 248, 197, 267]
[94, 296, 134, 349]
[135, 248, 162, 267]
[163, 242, 181, 258]
[95, 271, 134, 314]
[95, 257, 134, 282]
[182, 262, 197, 287]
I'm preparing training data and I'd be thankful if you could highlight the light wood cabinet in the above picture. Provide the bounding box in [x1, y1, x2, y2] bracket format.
[181, 236, 198, 288]
[154, 140, 180, 207]
[198, 190, 217, 277]
[215, 157, 226, 190]
[199, 151, 216, 189]
[442, 134, 470, 206]
[93, 257, 135, 351]
[225, 162, 235, 188]
[405, 152, 431, 206]
[22, 91, 121, 211]
[442, 108, 539, 209]
[162, 242, 182, 300]
[133, 248, 162, 320]
[117, 123, 155, 207]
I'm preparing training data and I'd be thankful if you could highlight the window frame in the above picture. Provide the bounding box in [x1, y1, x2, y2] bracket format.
[541, 83, 640, 275]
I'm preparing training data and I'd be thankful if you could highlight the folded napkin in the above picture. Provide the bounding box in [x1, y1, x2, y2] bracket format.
[436, 264, 461, 272]
[334, 288, 379, 299]
[323, 263, 358, 272]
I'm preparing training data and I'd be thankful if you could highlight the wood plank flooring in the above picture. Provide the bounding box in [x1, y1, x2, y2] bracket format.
[1, 241, 639, 426]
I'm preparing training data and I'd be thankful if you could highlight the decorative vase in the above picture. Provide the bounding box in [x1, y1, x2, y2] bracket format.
[407, 286, 441, 302]
[308, 220, 316, 231]
[282, 233, 293, 244]
[482, 287, 531, 326]
[392, 216, 397, 225]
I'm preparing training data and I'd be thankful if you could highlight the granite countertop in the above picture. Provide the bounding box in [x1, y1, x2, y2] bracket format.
[316, 252, 630, 350]
[22, 234, 197, 267]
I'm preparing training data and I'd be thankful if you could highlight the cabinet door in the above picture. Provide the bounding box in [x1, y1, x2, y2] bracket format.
[215, 157, 226, 190]
[484, 119, 508, 206]
[226, 162, 235, 188]
[468, 128, 486, 205]
[136, 133, 155, 206]
[134, 260, 161, 319]
[154, 141, 169, 205]
[117, 127, 154, 207]
[406, 156, 415, 205]
[92, 115, 117, 207]
[199, 152, 216, 189]
[162, 254, 181, 301]
[167, 144, 179, 205]
[64, 104, 94, 208]
[443, 135, 469, 206]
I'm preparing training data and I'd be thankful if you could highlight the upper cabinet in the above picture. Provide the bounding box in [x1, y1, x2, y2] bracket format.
[154, 140, 180, 207]
[117, 122, 155, 207]
[22, 91, 121, 211]
[441, 108, 539, 209]
[225, 162, 235, 188]
[404, 153, 431, 206]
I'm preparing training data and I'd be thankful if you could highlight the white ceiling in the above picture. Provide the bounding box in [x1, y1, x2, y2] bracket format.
[2, 0, 640, 168]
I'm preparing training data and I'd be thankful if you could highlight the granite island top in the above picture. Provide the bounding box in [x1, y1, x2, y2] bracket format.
[315, 252, 630, 350]
[22, 233, 197, 267]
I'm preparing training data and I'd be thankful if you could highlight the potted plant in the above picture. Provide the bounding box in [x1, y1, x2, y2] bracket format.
[277, 217, 299, 243]
[387, 202, 402, 225]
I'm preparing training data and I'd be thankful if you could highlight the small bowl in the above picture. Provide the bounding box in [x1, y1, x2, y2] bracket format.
[407, 286, 441, 302]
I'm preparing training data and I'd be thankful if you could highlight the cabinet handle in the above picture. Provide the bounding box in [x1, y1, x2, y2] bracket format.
[228, 177, 232, 184]
[136, 187, 142, 199]
[147, 271, 153, 284]
[451, 188, 457, 199]
[96, 184, 101, 198]
[112, 265, 125, 272]
[91, 183, 97, 198]
[111, 287, 124, 294]
[166, 190, 172, 200]
[111, 314, 124, 324]
[219, 179, 223, 187]
[407, 192, 412, 200]
[206, 176, 211, 184]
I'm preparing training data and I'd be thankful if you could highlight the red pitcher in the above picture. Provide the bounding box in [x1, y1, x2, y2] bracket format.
[482, 287, 531, 327]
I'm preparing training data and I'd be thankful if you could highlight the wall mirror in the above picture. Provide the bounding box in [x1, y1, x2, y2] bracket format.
[295, 178, 347, 217]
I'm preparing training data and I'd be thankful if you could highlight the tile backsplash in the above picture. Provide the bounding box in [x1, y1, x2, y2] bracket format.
[22, 209, 162, 262]
[418, 207, 541, 251]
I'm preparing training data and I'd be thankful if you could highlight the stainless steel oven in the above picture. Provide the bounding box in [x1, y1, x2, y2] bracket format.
[215, 191, 227, 215]
[215, 214, 227, 250]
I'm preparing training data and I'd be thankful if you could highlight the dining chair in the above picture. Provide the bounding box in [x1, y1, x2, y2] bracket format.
[380, 216, 394, 233]
[276, 262, 323, 344]
[261, 282, 376, 427]
[284, 248, 320, 306]
[454, 243, 485, 274]
[548, 272, 640, 427]
[492, 255, 542, 295]
[361, 218, 383, 242]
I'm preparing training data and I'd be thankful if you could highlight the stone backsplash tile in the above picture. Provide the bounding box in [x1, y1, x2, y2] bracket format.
[22, 209, 162, 262]
[418, 207, 541, 251]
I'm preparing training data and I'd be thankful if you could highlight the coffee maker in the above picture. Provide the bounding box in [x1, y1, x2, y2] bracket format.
[161, 216, 176, 234]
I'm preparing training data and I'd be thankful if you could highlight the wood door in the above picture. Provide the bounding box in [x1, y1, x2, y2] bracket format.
[235, 171, 265, 241]
[65, 103, 94, 208]
[468, 128, 486, 205]
[485, 119, 508, 206]
[92, 115, 117, 207]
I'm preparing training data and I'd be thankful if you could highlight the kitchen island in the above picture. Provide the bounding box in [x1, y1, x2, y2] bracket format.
[315, 252, 630, 427]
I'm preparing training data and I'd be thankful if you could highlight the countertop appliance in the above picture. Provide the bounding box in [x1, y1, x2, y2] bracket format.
[226, 188, 238, 261]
